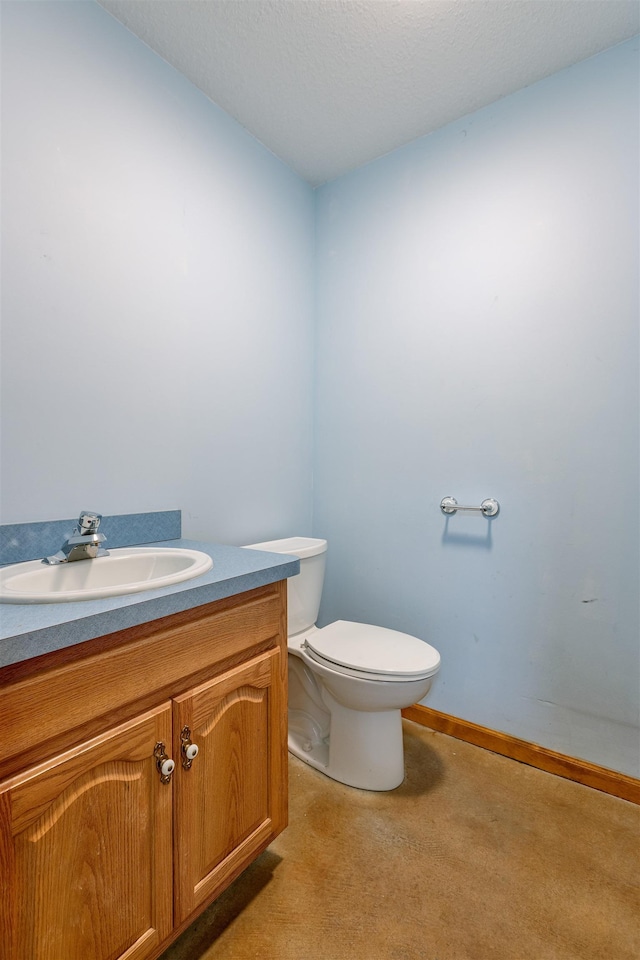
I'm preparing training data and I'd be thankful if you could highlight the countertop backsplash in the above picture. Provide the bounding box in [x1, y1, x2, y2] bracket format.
[0, 510, 182, 566]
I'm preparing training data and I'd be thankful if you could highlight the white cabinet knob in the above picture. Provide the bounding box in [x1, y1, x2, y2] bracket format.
[160, 757, 175, 778]
[180, 725, 200, 769]
[154, 742, 175, 784]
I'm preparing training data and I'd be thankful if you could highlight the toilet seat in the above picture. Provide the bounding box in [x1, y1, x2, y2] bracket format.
[302, 620, 440, 682]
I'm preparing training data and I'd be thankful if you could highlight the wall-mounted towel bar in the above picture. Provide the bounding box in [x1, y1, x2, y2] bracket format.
[440, 497, 500, 517]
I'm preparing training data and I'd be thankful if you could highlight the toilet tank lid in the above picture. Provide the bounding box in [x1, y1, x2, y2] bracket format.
[243, 537, 327, 559]
[307, 620, 441, 678]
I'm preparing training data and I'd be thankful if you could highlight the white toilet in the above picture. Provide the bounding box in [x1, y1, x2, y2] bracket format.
[244, 537, 440, 791]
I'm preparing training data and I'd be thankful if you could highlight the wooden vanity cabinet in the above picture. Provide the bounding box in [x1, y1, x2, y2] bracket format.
[0, 704, 174, 960]
[173, 648, 282, 924]
[0, 581, 288, 960]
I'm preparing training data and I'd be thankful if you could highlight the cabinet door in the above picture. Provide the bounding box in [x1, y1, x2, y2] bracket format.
[0, 704, 173, 960]
[173, 649, 287, 923]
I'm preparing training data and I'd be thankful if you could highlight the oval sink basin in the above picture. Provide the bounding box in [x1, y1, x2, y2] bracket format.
[0, 547, 213, 603]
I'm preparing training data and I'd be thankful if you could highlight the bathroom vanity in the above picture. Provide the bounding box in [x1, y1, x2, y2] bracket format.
[0, 536, 296, 960]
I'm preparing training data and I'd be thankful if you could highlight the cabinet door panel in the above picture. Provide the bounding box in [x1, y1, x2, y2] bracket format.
[174, 650, 283, 922]
[0, 705, 173, 960]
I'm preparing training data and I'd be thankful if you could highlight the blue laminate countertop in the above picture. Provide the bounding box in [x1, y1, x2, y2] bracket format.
[0, 540, 298, 669]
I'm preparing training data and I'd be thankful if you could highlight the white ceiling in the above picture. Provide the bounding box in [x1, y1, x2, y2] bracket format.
[98, 0, 639, 186]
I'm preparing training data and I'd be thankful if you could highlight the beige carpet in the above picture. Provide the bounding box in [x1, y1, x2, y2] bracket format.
[161, 721, 639, 960]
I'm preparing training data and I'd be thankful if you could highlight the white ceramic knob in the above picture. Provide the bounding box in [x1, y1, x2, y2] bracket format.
[185, 743, 199, 761]
[160, 758, 175, 778]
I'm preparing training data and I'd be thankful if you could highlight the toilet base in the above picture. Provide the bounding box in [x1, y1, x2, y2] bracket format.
[288, 694, 405, 791]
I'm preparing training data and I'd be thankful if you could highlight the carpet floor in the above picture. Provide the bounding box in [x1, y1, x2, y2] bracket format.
[161, 720, 639, 960]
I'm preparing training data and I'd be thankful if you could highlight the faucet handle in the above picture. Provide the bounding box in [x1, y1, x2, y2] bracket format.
[77, 511, 102, 534]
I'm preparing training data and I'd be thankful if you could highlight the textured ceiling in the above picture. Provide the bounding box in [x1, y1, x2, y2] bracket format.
[98, 0, 640, 186]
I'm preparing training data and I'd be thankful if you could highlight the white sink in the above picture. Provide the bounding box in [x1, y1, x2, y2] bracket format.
[0, 547, 213, 603]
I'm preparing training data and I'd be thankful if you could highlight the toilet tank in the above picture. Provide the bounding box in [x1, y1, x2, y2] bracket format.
[243, 537, 327, 637]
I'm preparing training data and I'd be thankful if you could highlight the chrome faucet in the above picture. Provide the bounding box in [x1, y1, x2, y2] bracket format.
[43, 511, 109, 564]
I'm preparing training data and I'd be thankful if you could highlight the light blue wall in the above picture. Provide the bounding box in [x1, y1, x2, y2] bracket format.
[0, 0, 315, 544]
[314, 39, 639, 776]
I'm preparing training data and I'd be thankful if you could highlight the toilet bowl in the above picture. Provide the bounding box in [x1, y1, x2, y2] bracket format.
[244, 537, 440, 791]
